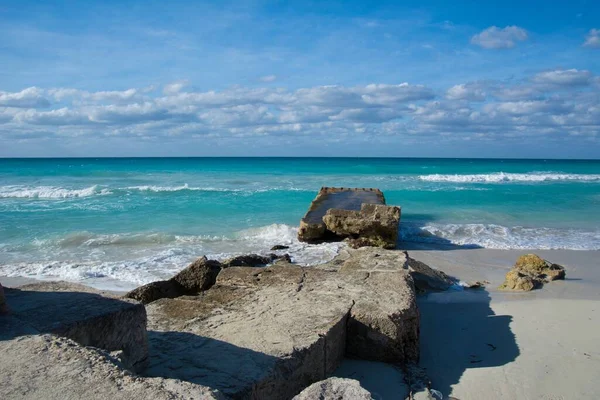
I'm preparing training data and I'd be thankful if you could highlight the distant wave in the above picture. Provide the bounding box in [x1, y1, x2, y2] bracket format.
[400, 222, 600, 250]
[0, 184, 311, 199]
[0, 185, 111, 199]
[419, 172, 600, 183]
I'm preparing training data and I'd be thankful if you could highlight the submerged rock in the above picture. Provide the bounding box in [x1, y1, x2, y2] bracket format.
[270, 244, 290, 250]
[499, 254, 566, 291]
[292, 377, 373, 400]
[298, 187, 401, 249]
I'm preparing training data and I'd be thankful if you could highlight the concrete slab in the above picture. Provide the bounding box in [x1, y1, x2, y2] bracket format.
[4, 281, 148, 372]
[302, 187, 385, 224]
[144, 248, 419, 399]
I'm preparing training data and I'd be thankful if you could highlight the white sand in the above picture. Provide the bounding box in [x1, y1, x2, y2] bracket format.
[413, 248, 600, 400]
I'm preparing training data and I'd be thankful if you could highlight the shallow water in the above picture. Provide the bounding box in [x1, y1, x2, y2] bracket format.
[1, 157, 599, 289]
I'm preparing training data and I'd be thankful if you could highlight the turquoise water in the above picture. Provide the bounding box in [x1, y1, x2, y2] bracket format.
[1, 157, 599, 289]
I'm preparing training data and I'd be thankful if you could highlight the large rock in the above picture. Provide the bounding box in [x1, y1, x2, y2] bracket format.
[323, 203, 401, 249]
[292, 378, 373, 400]
[499, 254, 566, 291]
[0, 334, 225, 400]
[298, 187, 400, 248]
[144, 247, 419, 399]
[4, 281, 148, 373]
[126, 256, 222, 304]
[173, 256, 222, 291]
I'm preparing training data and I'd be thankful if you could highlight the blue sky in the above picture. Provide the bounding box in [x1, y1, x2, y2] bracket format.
[0, 0, 599, 157]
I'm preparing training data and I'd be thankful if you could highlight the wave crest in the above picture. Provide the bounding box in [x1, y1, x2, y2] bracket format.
[0, 185, 111, 199]
[419, 172, 600, 183]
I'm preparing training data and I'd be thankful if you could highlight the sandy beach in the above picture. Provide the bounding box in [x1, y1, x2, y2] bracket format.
[411, 247, 600, 400]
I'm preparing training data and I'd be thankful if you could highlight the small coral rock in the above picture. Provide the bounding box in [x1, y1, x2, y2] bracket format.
[499, 270, 537, 291]
[499, 254, 566, 291]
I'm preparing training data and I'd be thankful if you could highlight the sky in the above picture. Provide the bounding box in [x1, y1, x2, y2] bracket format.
[0, 0, 599, 158]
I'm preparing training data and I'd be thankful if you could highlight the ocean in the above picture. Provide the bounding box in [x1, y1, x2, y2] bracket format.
[1, 157, 599, 290]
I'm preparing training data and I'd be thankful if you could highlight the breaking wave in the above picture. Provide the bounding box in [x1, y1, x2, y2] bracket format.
[419, 172, 600, 183]
[0, 185, 111, 199]
[400, 222, 600, 250]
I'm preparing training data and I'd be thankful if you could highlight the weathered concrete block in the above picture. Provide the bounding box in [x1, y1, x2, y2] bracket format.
[5, 281, 148, 372]
[144, 248, 419, 399]
[0, 334, 225, 400]
[298, 187, 400, 248]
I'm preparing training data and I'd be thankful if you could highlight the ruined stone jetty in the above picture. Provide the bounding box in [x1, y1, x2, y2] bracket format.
[298, 187, 401, 249]
[0, 247, 434, 400]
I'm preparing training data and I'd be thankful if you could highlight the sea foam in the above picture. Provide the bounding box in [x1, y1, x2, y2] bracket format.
[0, 185, 111, 199]
[419, 172, 600, 183]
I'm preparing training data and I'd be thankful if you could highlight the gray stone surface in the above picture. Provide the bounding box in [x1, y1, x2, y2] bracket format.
[4, 281, 148, 372]
[292, 378, 373, 400]
[0, 334, 225, 400]
[298, 187, 387, 243]
[323, 203, 401, 249]
[144, 247, 419, 399]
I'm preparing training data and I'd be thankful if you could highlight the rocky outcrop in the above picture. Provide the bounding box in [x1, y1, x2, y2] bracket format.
[292, 378, 373, 400]
[3, 281, 149, 373]
[144, 247, 419, 399]
[297, 187, 401, 249]
[125, 256, 222, 304]
[126, 254, 292, 305]
[499, 254, 566, 291]
[324, 203, 401, 249]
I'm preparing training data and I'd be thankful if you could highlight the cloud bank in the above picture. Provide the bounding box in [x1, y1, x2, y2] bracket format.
[1, 68, 598, 154]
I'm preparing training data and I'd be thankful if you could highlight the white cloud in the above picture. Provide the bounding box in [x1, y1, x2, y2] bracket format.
[446, 83, 486, 101]
[163, 81, 189, 95]
[532, 69, 592, 87]
[0, 87, 50, 108]
[470, 26, 528, 49]
[259, 75, 277, 82]
[583, 29, 600, 48]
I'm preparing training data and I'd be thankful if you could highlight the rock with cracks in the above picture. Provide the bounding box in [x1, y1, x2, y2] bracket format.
[0, 333, 225, 400]
[292, 377, 373, 400]
[144, 247, 419, 399]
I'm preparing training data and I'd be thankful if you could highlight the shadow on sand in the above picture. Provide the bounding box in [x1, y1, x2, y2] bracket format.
[417, 289, 519, 399]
